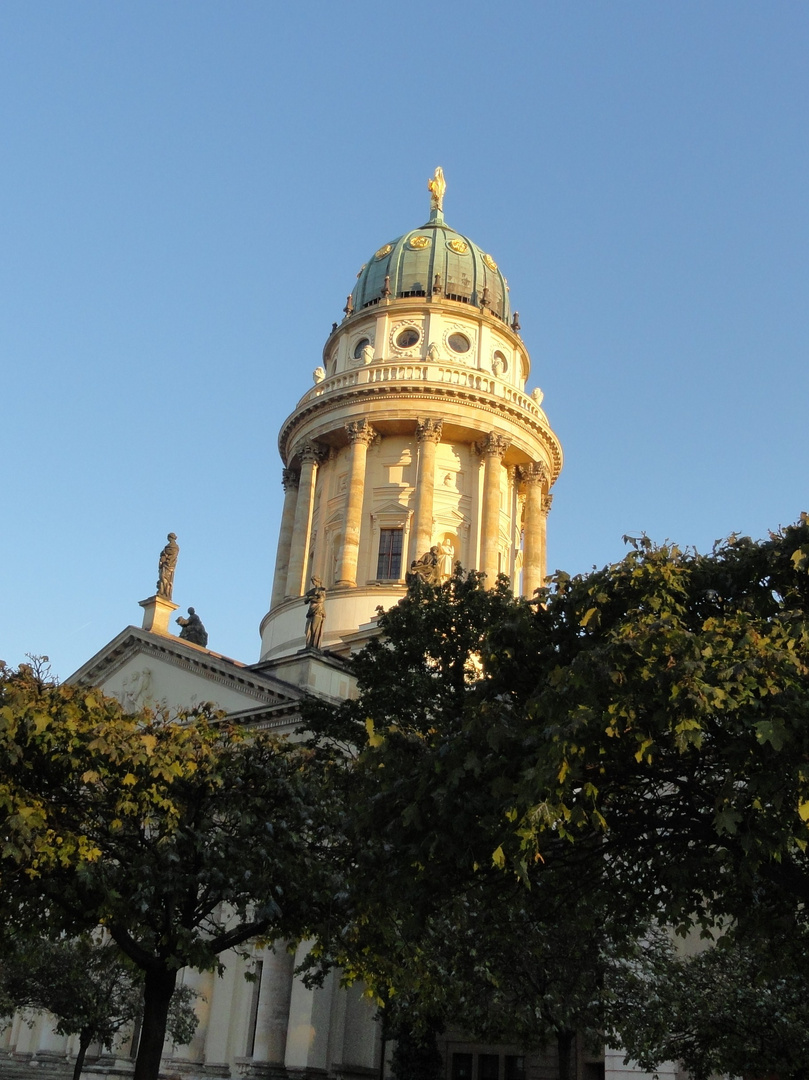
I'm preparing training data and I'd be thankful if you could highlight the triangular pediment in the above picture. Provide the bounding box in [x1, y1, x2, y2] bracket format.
[70, 627, 304, 732]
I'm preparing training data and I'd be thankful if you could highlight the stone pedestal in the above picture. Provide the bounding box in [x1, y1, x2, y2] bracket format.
[139, 595, 179, 635]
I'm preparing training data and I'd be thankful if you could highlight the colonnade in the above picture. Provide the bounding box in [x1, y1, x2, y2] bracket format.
[269, 420, 552, 609]
[0, 943, 377, 1078]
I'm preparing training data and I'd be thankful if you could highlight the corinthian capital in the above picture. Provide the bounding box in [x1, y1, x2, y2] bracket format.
[541, 492, 554, 517]
[346, 419, 378, 446]
[416, 418, 444, 443]
[298, 439, 326, 466]
[518, 461, 548, 486]
[282, 466, 300, 492]
[481, 432, 510, 459]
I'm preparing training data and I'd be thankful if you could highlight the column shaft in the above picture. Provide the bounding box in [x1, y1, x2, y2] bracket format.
[270, 469, 299, 609]
[520, 463, 548, 599]
[285, 443, 321, 598]
[335, 421, 376, 587]
[480, 434, 509, 583]
[540, 492, 553, 585]
[409, 419, 443, 565]
[252, 945, 295, 1066]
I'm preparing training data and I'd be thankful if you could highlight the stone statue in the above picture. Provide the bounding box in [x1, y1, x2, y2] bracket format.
[531, 387, 544, 406]
[427, 341, 440, 362]
[361, 344, 374, 365]
[313, 366, 326, 384]
[304, 577, 326, 650]
[439, 538, 455, 580]
[427, 166, 446, 212]
[156, 533, 179, 599]
[407, 546, 442, 586]
[176, 607, 208, 647]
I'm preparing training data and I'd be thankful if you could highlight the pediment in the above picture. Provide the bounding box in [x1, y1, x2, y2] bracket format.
[70, 627, 304, 731]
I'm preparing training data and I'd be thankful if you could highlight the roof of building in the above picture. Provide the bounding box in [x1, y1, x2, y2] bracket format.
[349, 205, 512, 324]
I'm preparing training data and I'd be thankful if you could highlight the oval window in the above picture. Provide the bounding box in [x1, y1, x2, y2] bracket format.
[396, 328, 420, 349]
[353, 337, 370, 359]
[448, 333, 471, 354]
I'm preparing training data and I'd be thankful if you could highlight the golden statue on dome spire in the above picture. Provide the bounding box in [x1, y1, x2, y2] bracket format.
[427, 166, 446, 212]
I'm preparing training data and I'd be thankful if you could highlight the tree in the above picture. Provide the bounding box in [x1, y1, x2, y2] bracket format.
[0, 932, 198, 1080]
[301, 572, 650, 1080]
[610, 920, 809, 1080]
[486, 517, 809, 932]
[0, 662, 339, 1080]
[305, 518, 809, 1078]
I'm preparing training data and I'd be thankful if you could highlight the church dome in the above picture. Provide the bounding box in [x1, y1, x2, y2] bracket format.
[349, 206, 512, 324]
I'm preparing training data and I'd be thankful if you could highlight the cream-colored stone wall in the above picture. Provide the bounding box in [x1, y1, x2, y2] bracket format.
[263, 290, 561, 661]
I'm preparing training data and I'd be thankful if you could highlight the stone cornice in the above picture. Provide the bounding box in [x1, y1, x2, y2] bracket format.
[278, 382, 563, 481]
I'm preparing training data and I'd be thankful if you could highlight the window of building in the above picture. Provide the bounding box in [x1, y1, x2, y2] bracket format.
[376, 528, 403, 579]
[396, 327, 420, 348]
[504, 1056, 526, 1080]
[448, 332, 471, 353]
[478, 1053, 500, 1079]
[353, 337, 370, 359]
[452, 1054, 474, 1080]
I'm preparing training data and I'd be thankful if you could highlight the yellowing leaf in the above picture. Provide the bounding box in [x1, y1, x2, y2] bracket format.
[492, 845, 506, 869]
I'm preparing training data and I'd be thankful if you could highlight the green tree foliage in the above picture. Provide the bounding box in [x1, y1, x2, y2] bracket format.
[302, 573, 648, 1078]
[305, 517, 809, 1079]
[0, 932, 198, 1080]
[611, 921, 809, 1080]
[0, 662, 338, 1080]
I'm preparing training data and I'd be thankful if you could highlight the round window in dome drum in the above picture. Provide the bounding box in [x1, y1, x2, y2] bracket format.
[353, 337, 370, 359]
[396, 328, 420, 348]
[448, 333, 471, 354]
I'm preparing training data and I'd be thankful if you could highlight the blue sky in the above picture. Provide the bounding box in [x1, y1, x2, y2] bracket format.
[1, 1, 807, 679]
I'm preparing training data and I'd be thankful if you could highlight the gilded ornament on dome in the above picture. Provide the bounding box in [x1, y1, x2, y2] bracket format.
[375, 244, 393, 260]
[447, 238, 468, 254]
[482, 253, 498, 272]
[356, 264, 366, 278]
[409, 235, 431, 250]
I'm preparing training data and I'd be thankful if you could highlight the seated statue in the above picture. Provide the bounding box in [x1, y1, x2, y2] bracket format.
[176, 607, 208, 647]
[407, 546, 442, 587]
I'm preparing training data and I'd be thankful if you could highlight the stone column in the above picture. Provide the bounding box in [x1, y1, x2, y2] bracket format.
[409, 418, 443, 565]
[270, 468, 300, 609]
[540, 492, 553, 585]
[519, 462, 548, 599]
[479, 433, 509, 583]
[285, 441, 322, 599]
[335, 420, 376, 587]
[251, 945, 295, 1068]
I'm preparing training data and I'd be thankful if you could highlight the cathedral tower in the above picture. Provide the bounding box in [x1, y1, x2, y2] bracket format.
[260, 171, 562, 662]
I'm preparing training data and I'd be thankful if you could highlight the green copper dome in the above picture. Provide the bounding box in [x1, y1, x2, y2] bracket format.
[349, 207, 512, 324]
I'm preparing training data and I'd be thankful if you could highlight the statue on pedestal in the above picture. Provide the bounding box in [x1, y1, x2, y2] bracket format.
[157, 533, 179, 599]
[176, 607, 208, 647]
[304, 577, 326, 650]
[407, 546, 442, 586]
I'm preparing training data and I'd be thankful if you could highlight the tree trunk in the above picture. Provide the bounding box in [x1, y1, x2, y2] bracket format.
[133, 967, 178, 1080]
[72, 1029, 93, 1080]
[557, 1029, 577, 1080]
